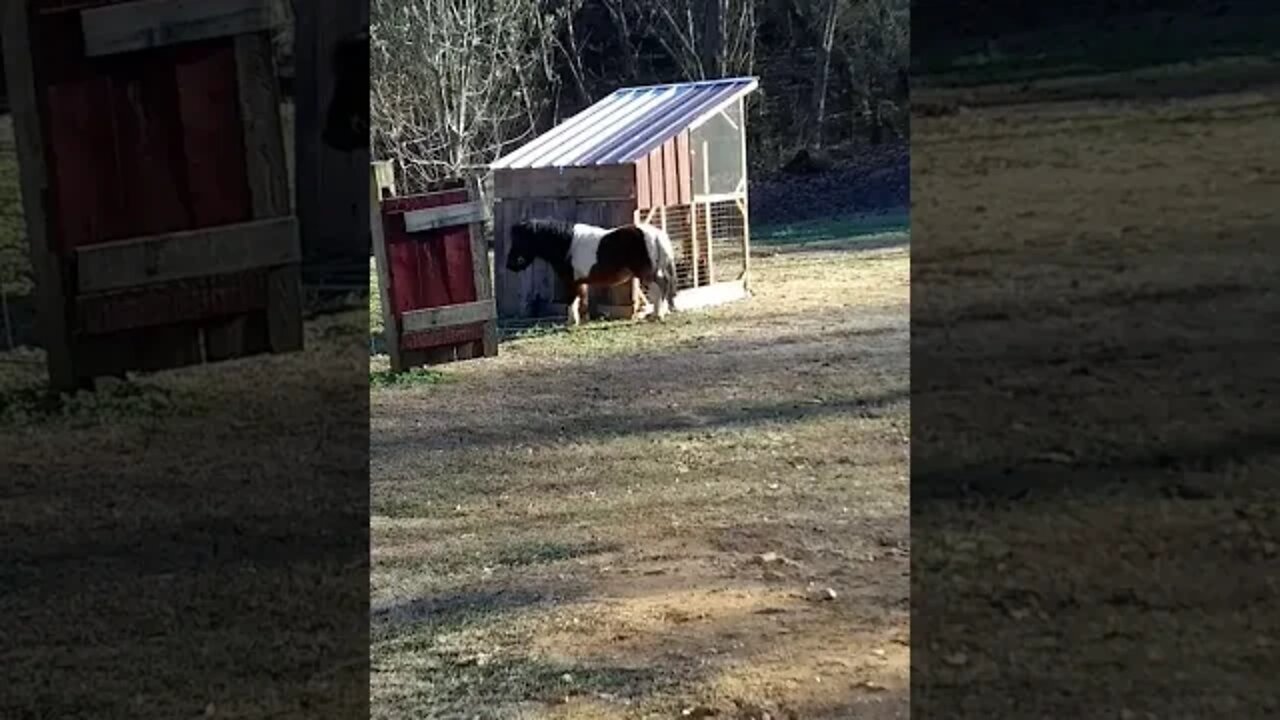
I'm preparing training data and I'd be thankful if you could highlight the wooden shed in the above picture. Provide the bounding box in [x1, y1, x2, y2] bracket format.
[491, 77, 759, 320]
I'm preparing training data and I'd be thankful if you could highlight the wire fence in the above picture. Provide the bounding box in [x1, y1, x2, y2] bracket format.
[638, 198, 749, 291]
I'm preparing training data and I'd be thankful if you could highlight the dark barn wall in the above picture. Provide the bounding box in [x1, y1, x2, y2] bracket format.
[294, 0, 369, 274]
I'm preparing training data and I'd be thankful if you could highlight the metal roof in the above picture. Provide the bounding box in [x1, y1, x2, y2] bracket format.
[491, 77, 758, 170]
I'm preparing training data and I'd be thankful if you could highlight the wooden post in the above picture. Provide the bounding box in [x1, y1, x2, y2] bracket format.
[234, 32, 301, 353]
[738, 98, 751, 292]
[372, 160, 396, 199]
[370, 164, 402, 371]
[1, 0, 76, 388]
[466, 174, 498, 357]
[702, 141, 713, 287]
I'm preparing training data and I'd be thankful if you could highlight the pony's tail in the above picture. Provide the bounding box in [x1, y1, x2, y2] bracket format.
[662, 254, 679, 312]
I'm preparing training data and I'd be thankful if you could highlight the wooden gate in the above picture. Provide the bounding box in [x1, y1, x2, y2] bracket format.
[2, 0, 301, 390]
[370, 164, 498, 372]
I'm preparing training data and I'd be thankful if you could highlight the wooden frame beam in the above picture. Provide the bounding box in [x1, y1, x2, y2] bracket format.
[465, 175, 499, 357]
[492, 166, 634, 200]
[76, 217, 299, 294]
[2, 0, 77, 388]
[370, 163, 403, 371]
[404, 201, 485, 233]
[81, 0, 276, 57]
[233, 29, 300, 353]
[400, 299, 495, 334]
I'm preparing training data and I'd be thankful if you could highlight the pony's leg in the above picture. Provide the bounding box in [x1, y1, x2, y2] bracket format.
[645, 279, 669, 321]
[569, 283, 589, 327]
[631, 277, 645, 318]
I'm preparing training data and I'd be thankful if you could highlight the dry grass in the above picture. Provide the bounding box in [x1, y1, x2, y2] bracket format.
[1, 311, 370, 719]
[911, 63, 1280, 716]
[370, 241, 910, 718]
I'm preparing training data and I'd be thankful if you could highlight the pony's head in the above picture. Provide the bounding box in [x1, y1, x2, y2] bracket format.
[322, 31, 369, 152]
[507, 218, 573, 272]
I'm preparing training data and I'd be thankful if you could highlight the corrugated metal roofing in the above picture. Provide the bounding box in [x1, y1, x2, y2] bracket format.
[491, 77, 758, 170]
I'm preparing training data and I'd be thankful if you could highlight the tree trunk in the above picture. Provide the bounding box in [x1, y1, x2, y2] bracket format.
[702, 0, 726, 79]
[810, 0, 839, 148]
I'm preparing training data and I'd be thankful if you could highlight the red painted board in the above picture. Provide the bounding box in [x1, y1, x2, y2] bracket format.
[401, 322, 485, 351]
[662, 138, 678, 207]
[675, 131, 692, 204]
[648, 147, 665, 207]
[75, 270, 269, 335]
[380, 189, 478, 316]
[33, 7, 253, 252]
[635, 155, 651, 210]
[174, 41, 252, 227]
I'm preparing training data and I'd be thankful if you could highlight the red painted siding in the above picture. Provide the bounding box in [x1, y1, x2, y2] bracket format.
[380, 189, 477, 316]
[34, 7, 252, 250]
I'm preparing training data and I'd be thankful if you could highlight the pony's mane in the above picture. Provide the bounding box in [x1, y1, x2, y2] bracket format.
[515, 217, 577, 241]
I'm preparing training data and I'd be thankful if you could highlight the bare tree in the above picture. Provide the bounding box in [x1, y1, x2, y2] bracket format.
[371, 0, 562, 191]
[808, 0, 840, 146]
[650, 0, 756, 80]
[838, 0, 909, 142]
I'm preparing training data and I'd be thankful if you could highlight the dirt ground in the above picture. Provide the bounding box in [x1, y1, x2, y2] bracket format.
[1, 312, 370, 719]
[911, 61, 1280, 716]
[370, 238, 910, 718]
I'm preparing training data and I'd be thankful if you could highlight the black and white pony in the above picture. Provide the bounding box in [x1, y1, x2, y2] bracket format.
[506, 219, 680, 326]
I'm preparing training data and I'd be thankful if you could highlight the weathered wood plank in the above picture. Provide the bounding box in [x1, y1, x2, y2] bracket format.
[2, 0, 77, 388]
[400, 299, 495, 334]
[76, 217, 298, 293]
[235, 32, 290, 218]
[233, 30, 300, 353]
[400, 322, 485, 352]
[466, 175, 499, 358]
[370, 164, 403, 371]
[403, 201, 485, 234]
[81, 0, 275, 57]
[372, 160, 396, 199]
[76, 271, 270, 335]
[493, 166, 634, 200]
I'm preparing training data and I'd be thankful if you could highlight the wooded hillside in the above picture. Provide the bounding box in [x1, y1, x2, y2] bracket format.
[370, 0, 908, 192]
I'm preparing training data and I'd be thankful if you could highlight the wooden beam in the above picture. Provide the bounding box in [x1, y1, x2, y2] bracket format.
[691, 191, 748, 204]
[372, 160, 396, 199]
[370, 165, 403, 372]
[400, 300, 495, 334]
[738, 97, 752, 293]
[673, 280, 747, 312]
[81, 0, 275, 57]
[403, 201, 485, 233]
[76, 217, 299, 294]
[235, 32, 291, 218]
[2, 0, 77, 388]
[492, 166, 634, 200]
[466, 175, 499, 358]
[76, 271, 270, 335]
[233, 30, 300, 354]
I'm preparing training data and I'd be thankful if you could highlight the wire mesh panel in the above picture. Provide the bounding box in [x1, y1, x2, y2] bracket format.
[706, 199, 747, 284]
[638, 198, 747, 291]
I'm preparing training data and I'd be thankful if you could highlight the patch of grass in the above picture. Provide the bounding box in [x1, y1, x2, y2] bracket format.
[914, 11, 1280, 87]
[754, 209, 910, 251]
[0, 378, 198, 427]
[493, 540, 620, 568]
[370, 367, 448, 389]
[371, 243, 910, 716]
